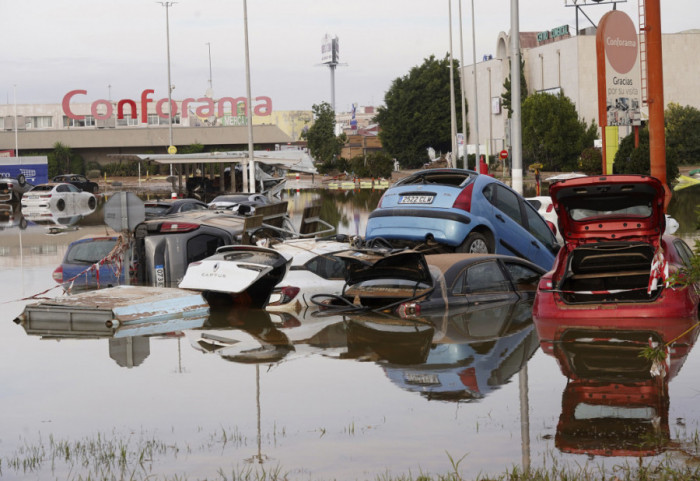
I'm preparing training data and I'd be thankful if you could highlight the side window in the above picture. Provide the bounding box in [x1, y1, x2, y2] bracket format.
[57, 184, 69, 193]
[305, 253, 346, 280]
[186, 234, 225, 264]
[504, 261, 542, 291]
[465, 261, 511, 293]
[482, 184, 495, 203]
[494, 185, 523, 226]
[524, 201, 556, 246]
[674, 239, 693, 267]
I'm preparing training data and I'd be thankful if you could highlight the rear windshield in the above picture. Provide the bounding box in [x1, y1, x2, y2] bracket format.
[567, 196, 653, 221]
[66, 239, 117, 264]
[395, 171, 477, 188]
[30, 185, 53, 192]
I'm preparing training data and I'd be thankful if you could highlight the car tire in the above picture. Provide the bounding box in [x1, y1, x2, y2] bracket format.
[88, 196, 96, 209]
[457, 232, 491, 254]
[56, 199, 66, 211]
[17, 174, 25, 187]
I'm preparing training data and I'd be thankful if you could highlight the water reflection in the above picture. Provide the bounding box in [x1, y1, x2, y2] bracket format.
[543, 323, 698, 457]
[188, 295, 538, 404]
[16, 310, 207, 368]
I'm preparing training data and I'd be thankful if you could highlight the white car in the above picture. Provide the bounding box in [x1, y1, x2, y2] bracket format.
[265, 237, 352, 313]
[526, 196, 562, 243]
[21, 182, 97, 211]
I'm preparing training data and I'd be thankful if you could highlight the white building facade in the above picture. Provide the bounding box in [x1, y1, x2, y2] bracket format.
[462, 28, 700, 158]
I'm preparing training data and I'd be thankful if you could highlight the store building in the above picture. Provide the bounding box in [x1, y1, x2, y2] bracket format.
[0, 93, 313, 165]
[462, 27, 700, 158]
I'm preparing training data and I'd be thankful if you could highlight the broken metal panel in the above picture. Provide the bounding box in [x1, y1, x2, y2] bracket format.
[20, 286, 209, 329]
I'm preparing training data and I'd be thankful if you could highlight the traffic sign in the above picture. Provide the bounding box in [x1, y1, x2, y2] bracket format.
[499, 149, 508, 160]
[104, 192, 145, 232]
[168, 145, 177, 155]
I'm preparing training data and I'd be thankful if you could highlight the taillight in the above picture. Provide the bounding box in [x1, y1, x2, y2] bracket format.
[546, 204, 554, 213]
[376, 192, 387, 208]
[397, 302, 421, 318]
[278, 286, 300, 304]
[159, 222, 200, 233]
[537, 277, 553, 291]
[452, 183, 474, 211]
[40, 194, 52, 199]
[52, 266, 63, 283]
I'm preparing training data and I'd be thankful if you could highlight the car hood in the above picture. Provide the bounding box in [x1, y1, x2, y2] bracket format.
[335, 249, 432, 286]
[549, 175, 665, 245]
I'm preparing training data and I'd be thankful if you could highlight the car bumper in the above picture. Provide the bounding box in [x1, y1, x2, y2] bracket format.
[533, 287, 700, 345]
[365, 208, 473, 246]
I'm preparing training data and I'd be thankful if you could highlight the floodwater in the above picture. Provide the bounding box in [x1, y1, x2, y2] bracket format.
[0, 184, 698, 481]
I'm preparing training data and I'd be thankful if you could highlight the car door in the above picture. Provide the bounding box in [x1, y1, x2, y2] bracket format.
[450, 259, 519, 308]
[521, 201, 558, 270]
[481, 184, 533, 260]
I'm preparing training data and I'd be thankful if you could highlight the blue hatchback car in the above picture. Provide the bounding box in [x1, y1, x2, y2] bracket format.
[53, 235, 135, 290]
[364, 169, 559, 270]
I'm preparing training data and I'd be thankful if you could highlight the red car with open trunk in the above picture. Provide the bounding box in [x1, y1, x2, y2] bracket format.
[533, 175, 699, 347]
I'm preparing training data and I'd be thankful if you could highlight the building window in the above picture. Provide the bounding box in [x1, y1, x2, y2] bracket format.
[63, 115, 96, 127]
[26, 116, 53, 129]
[149, 114, 180, 126]
[117, 115, 139, 127]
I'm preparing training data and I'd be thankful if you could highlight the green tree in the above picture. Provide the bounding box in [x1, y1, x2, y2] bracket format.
[348, 151, 394, 179]
[579, 147, 603, 175]
[501, 55, 528, 118]
[521, 92, 598, 171]
[303, 102, 346, 165]
[375, 54, 463, 169]
[613, 126, 680, 185]
[48, 142, 85, 177]
[665, 103, 700, 165]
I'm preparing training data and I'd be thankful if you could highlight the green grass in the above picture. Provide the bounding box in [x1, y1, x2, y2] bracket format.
[2, 429, 700, 481]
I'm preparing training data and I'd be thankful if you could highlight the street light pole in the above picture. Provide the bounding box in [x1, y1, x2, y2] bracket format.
[159, 1, 176, 177]
[206, 42, 213, 91]
[243, 0, 256, 193]
[470, 0, 481, 169]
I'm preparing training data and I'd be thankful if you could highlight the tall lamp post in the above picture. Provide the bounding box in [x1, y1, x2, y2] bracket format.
[243, 0, 256, 193]
[159, 1, 176, 177]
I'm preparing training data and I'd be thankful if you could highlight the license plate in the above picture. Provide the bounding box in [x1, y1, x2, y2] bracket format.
[404, 372, 440, 385]
[155, 265, 165, 287]
[399, 195, 434, 204]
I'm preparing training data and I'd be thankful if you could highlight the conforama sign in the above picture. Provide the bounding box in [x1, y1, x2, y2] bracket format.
[62, 89, 272, 123]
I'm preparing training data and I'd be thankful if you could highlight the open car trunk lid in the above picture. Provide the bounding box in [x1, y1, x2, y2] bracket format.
[335, 249, 433, 286]
[179, 245, 290, 295]
[550, 175, 666, 246]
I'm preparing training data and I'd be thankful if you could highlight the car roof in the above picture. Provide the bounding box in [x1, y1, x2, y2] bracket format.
[424, 253, 544, 276]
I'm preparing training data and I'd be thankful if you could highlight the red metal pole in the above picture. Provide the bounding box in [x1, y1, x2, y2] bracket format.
[645, 0, 671, 208]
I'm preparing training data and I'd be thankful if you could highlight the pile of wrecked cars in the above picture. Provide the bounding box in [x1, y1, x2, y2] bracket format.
[16, 170, 698, 351]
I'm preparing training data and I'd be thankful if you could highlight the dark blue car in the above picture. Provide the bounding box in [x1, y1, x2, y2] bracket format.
[53, 236, 134, 290]
[364, 169, 559, 270]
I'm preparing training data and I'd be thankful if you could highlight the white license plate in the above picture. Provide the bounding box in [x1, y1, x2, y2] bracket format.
[155, 265, 165, 287]
[404, 372, 440, 385]
[399, 195, 434, 204]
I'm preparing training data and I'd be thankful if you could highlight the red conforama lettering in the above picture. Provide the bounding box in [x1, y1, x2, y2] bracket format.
[62, 89, 273, 122]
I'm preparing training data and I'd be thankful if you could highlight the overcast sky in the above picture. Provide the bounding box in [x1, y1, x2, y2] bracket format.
[2, 0, 696, 113]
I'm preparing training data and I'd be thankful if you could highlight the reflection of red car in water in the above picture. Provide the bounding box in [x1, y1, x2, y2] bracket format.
[533, 175, 699, 346]
[548, 326, 699, 458]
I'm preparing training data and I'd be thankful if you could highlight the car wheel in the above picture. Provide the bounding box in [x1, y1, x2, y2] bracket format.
[17, 174, 26, 187]
[88, 196, 96, 209]
[457, 232, 491, 254]
[56, 199, 66, 211]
